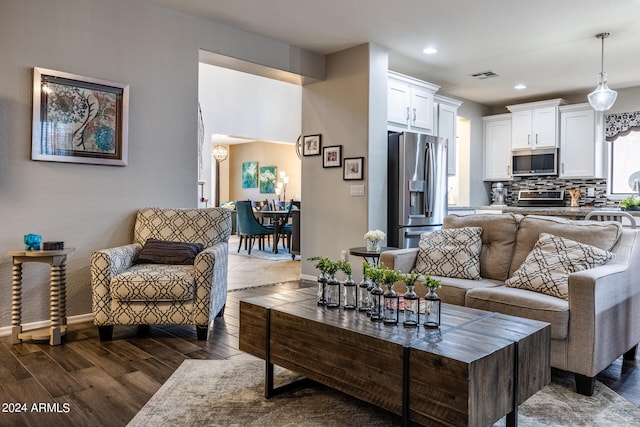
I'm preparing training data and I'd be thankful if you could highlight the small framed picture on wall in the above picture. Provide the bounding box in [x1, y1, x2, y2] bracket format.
[343, 157, 364, 180]
[302, 134, 321, 156]
[322, 145, 342, 168]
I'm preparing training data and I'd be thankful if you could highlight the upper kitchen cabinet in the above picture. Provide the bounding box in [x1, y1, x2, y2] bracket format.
[559, 103, 605, 179]
[483, 114, 512, 181]
[434, 94, 463, 176]
[388, 71, 439, 134]
[507, 99, 567, 150]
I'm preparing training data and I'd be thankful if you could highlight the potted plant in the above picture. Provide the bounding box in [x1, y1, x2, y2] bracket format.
[423, 274, 443, 328]
[364, 229, 386, 252]
[402, 272, 421, 327]
[424, 274, 442, 292]
[619, 196, 640, 211]
[309, 256, 332, 304]
[337, 260, 356, 309]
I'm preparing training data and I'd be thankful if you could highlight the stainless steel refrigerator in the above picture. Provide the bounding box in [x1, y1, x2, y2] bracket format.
[388, 131, 448, 248]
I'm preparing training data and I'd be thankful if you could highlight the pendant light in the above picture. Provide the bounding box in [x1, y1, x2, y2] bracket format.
[587, 32, 617, 112]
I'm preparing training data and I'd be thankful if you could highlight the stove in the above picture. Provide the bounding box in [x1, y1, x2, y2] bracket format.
[517, 190, 565, 207]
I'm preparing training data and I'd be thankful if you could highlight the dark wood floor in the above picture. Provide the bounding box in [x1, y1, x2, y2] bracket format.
[1, 280, 639, 427]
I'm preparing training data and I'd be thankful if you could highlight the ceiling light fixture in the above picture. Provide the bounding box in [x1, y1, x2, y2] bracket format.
[587, 32, 617, 112]
[514, 84, 527, 90]
[422, 47, 438, 55]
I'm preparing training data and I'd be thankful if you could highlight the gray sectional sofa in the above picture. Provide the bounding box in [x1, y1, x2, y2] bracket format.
[380, 213, 640, 395]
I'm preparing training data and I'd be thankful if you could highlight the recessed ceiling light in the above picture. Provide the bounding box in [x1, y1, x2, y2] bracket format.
[422, 47, 438, 55]
[515, 84, 527, 90]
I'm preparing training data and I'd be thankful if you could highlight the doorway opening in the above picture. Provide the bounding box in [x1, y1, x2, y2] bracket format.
[448, 116, 471, 206]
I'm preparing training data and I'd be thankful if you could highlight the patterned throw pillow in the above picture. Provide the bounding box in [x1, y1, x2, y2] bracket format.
[135, 239, 204, 265]
[505, 233, 614, 299]
[413, 227, 483, 280]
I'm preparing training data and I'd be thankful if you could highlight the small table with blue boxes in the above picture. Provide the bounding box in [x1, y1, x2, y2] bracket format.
[8, 248, 75, 346]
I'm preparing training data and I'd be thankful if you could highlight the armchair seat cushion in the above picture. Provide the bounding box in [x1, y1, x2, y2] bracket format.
[110, 264, 195, 302]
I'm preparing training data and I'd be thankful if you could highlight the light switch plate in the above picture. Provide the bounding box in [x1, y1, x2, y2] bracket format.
[350, 185, 365, 196]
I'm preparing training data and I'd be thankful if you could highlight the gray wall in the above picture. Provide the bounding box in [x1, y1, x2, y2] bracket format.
[0, 0, 323, 328]
[300, 44, 388, 280]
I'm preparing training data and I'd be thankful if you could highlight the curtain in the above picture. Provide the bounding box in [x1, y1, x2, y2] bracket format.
[606, 111, 640, 141]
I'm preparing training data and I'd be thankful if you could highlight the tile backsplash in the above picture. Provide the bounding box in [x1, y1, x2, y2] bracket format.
[498, 177, 617, 207]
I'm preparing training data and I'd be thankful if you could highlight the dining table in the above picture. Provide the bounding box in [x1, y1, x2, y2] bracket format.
[253, 209, 299, 254]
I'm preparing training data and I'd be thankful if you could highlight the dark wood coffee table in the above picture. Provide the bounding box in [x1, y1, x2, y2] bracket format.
[239, 288, 550, 427]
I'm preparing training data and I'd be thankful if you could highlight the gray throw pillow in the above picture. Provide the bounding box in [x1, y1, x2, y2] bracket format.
[135, 239, 204, 265]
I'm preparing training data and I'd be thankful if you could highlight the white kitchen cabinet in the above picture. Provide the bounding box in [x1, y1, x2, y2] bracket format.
[507, 99, 567, 150]
[559, 103, 605, 178]
[483, 114, 512, 181]
[388, 71, 439, 134]
[435, 95, 462, 176]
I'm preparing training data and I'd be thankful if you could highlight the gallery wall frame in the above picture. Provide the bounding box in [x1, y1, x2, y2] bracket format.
[302, 134, 321, 156]
[343, 157, 364, 180]
[322, 145, 342, 168]
[32, 67, 129, 166]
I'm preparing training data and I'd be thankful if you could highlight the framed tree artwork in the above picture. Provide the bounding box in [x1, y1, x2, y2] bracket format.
[31, 67, 129, 166]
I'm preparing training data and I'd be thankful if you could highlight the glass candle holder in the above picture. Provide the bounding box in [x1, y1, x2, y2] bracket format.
[402, 285, 419, 327]
[369, 282, 384, 321]
[423, 288, 441, 328]
[317, 273, 327, 305]
[383, 283, 399, 325]
[343, 274, 357, 310]
[358, 274, 371, 312]
[326, 275, 341, 308]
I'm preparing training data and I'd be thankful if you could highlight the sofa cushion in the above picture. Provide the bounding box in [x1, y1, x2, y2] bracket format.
[505, 233, 614, 299]
[110, 264, 196, 301]
[466, 285, 569, 340]
[444, 213, 521, 282]
[414, 227, 483, 279]
[429, 276, 503, 306]
[509, 215, 621, 276]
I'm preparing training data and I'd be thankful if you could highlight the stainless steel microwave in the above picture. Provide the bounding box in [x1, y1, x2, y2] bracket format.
[511, 148, 558, 176]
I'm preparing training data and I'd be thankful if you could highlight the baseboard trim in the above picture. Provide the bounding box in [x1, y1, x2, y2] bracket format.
[0, 312, 93, 338]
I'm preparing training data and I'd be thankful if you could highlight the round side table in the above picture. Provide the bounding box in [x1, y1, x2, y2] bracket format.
[8, 248, 75, 346]
[349, 246, 396, 266]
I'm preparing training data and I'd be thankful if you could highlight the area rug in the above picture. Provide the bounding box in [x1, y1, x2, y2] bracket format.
[229, 245, 296, 261]
[128, 358, 640, 427]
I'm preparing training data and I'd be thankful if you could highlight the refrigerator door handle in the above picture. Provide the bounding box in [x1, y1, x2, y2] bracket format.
[425, 143, 434, 217]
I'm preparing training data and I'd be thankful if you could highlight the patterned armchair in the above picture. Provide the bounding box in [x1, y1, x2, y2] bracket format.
[90, 207, 232, 341]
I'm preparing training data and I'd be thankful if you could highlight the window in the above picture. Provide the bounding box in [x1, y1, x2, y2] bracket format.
[607, 111, 640, 198]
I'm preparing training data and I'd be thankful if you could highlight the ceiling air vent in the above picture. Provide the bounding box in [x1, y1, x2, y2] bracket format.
[469, 70, 499, 80]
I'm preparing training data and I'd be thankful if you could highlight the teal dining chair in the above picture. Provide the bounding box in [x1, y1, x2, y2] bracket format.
[236, 200, 274, 254]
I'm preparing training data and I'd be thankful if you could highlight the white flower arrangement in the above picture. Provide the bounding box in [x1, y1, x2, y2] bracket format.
[259, 170, 276, 183]
[364, 229, 386, 242]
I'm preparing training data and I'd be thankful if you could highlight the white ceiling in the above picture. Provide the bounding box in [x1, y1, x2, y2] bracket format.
[147, 0, 640, 107]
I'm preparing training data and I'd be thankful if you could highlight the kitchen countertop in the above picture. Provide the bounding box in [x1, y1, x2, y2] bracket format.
[449, 206, 640, 219]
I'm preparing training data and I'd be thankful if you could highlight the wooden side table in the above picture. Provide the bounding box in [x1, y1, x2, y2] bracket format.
[8, 248, 75, 346]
